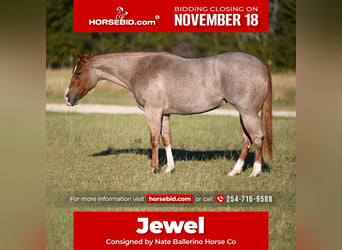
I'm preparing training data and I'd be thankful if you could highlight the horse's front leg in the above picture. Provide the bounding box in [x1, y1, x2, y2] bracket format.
[161, 115, 175, 173]
[144, 108, 162, 173]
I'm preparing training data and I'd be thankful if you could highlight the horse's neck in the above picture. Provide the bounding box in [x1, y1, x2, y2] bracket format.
[92, 53, 150, 91]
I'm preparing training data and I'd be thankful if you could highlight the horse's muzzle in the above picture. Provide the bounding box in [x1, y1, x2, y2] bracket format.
[65, 91, 78, 106]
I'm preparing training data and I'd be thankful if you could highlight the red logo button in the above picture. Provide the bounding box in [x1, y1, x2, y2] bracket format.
[216, 194, 225, 203]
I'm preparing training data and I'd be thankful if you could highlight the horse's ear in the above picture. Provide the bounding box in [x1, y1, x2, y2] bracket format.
[75, 51, 84, 58]
[75, 51, 90, 62]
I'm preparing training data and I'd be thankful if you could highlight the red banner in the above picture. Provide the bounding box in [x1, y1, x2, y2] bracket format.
[74, 212, 268, 249]
[73, 0, 269, 33]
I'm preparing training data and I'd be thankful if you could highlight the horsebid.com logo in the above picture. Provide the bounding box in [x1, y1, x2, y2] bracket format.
[88, 5, 158, 26]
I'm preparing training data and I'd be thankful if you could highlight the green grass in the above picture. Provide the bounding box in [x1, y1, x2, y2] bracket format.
[46, 112, 296, 249]
[46, 68, 296, 109]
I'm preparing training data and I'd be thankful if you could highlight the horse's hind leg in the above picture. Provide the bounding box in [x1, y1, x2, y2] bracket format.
[144, 108, 163, 173]
[161, 115, 175, 173]
[228, 116, 252, 176]
[238, 113, 264, 177]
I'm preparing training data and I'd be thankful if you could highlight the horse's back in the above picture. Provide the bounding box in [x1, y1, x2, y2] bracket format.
[154, 54, 225, 114]
[132, 52, 270, 115]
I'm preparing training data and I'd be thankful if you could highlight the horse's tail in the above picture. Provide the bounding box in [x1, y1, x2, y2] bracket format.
[261, 66, 273, 163]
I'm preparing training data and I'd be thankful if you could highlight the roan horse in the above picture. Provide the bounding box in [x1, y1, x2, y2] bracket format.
[65, 51, 272, 177]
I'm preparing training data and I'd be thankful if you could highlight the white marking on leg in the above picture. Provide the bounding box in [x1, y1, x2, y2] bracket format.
[249, 162, 262, 177]
[228, 159, 244, 176]
[165, 145, 175, 173]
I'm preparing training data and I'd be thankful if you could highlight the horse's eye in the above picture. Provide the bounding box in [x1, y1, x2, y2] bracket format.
[76, 72, 82, 76]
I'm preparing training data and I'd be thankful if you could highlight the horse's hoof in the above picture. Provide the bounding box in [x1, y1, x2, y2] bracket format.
[147, 167, 158, 174]
[228, 169, 241, 177]
[249, 170, 261, 177]
[228, 159, 243, 177]
[165, 165, 174, 173]
[249, 163, 262, 177]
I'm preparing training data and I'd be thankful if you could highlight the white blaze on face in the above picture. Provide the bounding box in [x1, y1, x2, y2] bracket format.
[72, 64, 78, 74]
[64, 84, 69, 98]
[65, 65, 78, 95]
[65, 64, 78, 105]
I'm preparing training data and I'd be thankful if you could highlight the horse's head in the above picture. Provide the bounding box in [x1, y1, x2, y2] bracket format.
[64, 52, 97, 106]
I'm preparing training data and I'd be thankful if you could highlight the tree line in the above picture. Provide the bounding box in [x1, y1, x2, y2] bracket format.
[46, 0, 295, 72]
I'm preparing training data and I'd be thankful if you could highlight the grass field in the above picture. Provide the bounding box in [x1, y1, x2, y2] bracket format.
[46, 112, 296, 249]
[46, 68, 296, 109]
[46, 66, 296, 250]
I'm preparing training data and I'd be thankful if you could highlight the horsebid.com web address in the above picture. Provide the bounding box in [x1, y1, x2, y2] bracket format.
[89, 19, 156, 26]
[88, 14, 256, 27]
